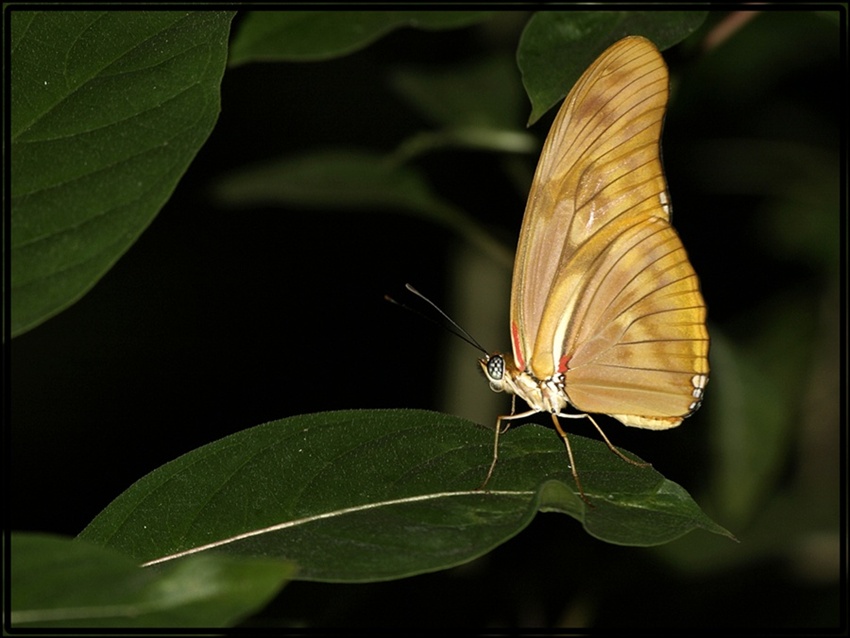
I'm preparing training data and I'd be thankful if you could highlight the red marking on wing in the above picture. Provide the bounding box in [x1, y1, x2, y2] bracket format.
[558, 355, 570, 374]
[511, 321, 526, 371]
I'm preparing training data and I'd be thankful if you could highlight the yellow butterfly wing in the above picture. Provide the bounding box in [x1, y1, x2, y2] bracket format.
[510, 36, 709, 428]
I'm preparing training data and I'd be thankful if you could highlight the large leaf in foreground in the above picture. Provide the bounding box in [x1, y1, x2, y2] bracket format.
[10, 11, 233, 337]
[79, 410, 734, 582]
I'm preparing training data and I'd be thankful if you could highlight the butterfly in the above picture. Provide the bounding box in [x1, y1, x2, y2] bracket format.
[479, 36, 710, 502]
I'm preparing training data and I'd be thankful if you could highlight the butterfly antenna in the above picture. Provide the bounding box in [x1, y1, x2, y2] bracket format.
[385, 283, 489, 355]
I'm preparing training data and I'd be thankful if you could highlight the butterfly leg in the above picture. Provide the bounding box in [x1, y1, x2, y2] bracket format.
[478, 413, 506, 491]
[550, 414, 592, 506]
[573, 412, 651, 468]
[478, 408, 539, 491]
[497, 395, 519, 435]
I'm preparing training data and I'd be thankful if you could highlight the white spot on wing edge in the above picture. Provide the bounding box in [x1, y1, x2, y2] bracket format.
[659, 190, 670, 215]
[692, 373, 708, 389]
[690, 374, 708, 408]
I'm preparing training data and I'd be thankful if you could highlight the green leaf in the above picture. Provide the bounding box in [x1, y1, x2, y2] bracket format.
[517, 10, 707, 124]
[10, 11, 234, 337]
[391, 54, 527, 130]
[389, 54, 538, 161]
[79, 410, 734, 583]
[212, 149, 514, 268]
[214, 149, 445, 214]
[709, 313, 813, 526]
[10, 532, 294, 628]
[229, 10, 494, 64]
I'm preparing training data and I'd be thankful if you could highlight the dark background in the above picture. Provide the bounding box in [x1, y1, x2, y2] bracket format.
[11, 10, 842, 629]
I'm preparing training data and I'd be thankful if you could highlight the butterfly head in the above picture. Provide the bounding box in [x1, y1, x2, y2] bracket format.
[479, 353, 508, 393]
[479, 352, 539, 403]
[481, 350, 575, 416]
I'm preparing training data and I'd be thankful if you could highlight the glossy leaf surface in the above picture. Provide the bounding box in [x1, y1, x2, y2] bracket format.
[10, 11, 233, 336]
[79, 410, 734, 583]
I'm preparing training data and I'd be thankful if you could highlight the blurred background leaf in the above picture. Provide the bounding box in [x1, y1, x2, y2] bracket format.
[213, 149, 513, 267]
[10, 532, 294, 628]
[229, 10, 494, 64]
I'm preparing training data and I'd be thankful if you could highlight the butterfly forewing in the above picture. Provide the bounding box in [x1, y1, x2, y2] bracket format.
[509, 36, 709, 427]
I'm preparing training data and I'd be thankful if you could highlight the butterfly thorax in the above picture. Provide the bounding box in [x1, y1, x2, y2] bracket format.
[480, 353, 569, 414]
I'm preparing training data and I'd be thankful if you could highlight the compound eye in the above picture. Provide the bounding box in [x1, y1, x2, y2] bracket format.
[486, 355, 504, 381]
